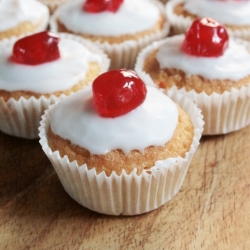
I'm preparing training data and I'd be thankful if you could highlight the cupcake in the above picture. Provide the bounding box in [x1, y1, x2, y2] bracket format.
[135, 17, 250, 135]
[50, 0, 170, 69]
[39, 69, 204, 215]
[0, 31, 110, 139]
[0, 0, 50, 41]
[166, 0, 250, 40]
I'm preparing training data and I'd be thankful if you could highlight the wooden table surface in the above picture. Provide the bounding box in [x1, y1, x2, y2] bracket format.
[1, 124, 250, 250]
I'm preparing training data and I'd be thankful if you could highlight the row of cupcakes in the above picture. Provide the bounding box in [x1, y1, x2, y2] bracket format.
[38, 15, 250, 215]
[2, 0, 249, 72]
[0, 0, 171, 70]
[0, 29, 204, 215]
[2, 0, 250, 216]
[0, 0, 172, 139]
[0, 29, 204, 217]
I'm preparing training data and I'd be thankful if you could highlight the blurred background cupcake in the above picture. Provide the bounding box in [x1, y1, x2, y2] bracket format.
[166, 0, 250, 40]
[0, 0, 49, 41]
[135, 17, 250, 135]
[50, 0, 170, 69]
[39, 69, 204, 215]
[0, 31, 110, 139]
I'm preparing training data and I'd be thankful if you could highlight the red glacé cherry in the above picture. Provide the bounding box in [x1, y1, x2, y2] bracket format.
[10, 31, 60, 65]
[182, 17, 229, 57]
[82, 0, 123, 13]
[92, 69, 147, 118]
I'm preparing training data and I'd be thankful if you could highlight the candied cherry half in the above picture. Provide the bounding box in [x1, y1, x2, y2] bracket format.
[182, 17, 229, 57]
[10, 31, 60, 65]
[82, 0, 123, 13]
[92, 69, 147, 118]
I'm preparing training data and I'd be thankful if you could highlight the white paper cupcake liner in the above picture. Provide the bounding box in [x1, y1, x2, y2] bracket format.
[166, 0, 250, 40]
[169, 85, 250, 135]
[50, 0, 170, 70]
[0, 33, 110, 139]
[0, 95, 59, 139]
[38, 89, 204, 215]
[135, 36, 250, 135]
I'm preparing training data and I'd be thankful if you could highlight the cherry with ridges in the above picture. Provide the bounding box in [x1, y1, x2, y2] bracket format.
[92, 69, 147, 118]
[182, 17, 229, 57]
[10, 31, 60, 65]
[82, 0, 123, 13]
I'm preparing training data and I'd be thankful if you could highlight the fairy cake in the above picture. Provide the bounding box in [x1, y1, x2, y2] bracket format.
[39, 69, 204, 215]
[0, 31, 110, 138]
[135, 17, 250, 134]
[50, 0, 170, 69]
[166, 0, 250, 39]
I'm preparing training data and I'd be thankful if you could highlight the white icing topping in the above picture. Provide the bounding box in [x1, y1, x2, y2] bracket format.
[56, 0, 160, 36]
[156, 35, 250, 81]
[0, 36, 102, 93]
[50, 85, 178, 154]
[183, 0, 250, 26]
[0, 0, 49, 31]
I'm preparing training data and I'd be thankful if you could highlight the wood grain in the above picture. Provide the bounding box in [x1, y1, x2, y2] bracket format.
[0, 126, 250, 250]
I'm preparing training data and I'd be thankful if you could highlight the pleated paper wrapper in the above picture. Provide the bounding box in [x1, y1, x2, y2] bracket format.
[169, 85, 250, 135]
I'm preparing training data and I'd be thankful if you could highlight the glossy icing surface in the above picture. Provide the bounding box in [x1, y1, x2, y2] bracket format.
[183, 0, 250, 26]
[0, 37, 102, 93]
[56, 0, 160, 36]
[0, 0, 49, 31]
[156, 35, 250, 80]
[50, 85, 178, 154]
